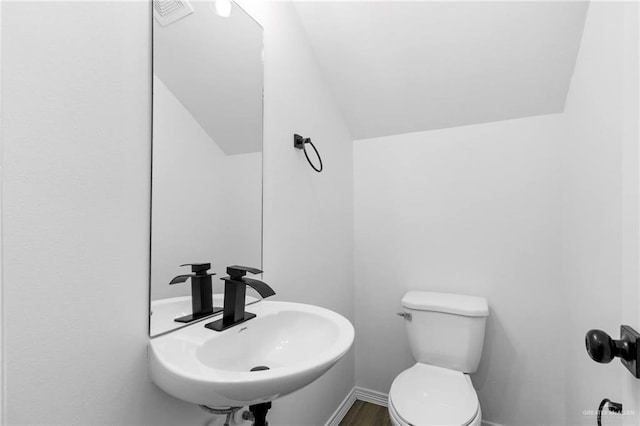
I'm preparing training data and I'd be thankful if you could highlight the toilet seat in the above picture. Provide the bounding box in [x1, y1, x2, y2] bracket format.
[388, 399, 481, 426]
[388, 364, 479, 426]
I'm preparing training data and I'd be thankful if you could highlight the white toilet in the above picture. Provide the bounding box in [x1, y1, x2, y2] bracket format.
[388, 291, 489, 426]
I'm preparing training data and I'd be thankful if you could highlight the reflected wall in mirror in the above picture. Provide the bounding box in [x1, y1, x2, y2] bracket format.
[150, 0, 263, 337]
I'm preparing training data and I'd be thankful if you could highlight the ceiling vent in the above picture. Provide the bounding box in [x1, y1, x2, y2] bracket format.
[153, 0, 194, 27]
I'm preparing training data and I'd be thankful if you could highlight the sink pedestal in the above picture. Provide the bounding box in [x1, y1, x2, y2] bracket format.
[249, 402, 271, 426]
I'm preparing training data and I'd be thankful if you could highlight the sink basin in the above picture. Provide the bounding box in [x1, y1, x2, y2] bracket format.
[148, 301, 354, 407]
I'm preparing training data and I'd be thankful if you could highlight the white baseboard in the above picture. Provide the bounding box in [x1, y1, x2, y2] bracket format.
[324, 388, 357, 426]
[324, 386, 388, 426]
[354, 387, 389, 407]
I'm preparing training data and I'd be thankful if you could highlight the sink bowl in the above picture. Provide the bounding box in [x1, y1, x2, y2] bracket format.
[148, 301, 354, 407]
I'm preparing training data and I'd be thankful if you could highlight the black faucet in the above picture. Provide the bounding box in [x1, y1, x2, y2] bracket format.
[205, 265, 275, 332]
[169, 263, 222, 323]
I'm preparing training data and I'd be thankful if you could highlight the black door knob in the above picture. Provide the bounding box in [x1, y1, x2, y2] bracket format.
[585, 329, 618, 363]
[585, 326, 640, 378]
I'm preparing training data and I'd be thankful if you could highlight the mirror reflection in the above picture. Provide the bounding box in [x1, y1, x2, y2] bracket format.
[150, 0, 263, 336]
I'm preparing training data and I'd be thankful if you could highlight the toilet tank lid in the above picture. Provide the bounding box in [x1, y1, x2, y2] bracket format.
[402, 291, 489, 317]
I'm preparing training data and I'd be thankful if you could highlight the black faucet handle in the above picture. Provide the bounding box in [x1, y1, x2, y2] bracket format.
[170, 263, 216, 285]
[180, 263, 213, 275]
[227, 265, 263, 280]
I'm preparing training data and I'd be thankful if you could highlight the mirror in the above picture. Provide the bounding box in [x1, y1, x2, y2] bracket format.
[150, 0, 263, 336]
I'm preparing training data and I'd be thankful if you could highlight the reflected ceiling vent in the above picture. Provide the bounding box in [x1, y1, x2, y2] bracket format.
[153, 0, 194, 27]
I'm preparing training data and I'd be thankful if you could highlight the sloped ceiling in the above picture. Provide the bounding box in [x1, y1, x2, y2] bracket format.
[294, 1, 589, 139]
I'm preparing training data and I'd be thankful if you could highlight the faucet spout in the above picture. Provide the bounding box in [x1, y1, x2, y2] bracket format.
[243, 277, 276, 298]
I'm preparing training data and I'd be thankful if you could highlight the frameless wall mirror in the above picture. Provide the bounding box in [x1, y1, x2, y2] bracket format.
[150, 0, 263, 336]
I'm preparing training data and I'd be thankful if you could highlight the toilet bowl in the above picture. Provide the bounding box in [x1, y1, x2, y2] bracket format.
[388, 364, 481, 426]
[389, 291, 489, 426]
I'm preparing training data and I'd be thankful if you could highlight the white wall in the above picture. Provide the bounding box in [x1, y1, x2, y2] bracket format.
[353, 114, 566, 425]
[0, 0, 5, 422]
[561, 3, 639, 425]
[151, 76, 261, 301]
[2, 2, 354, 426]
[237, 2, 355, 424]
[353, 3, 639, 426]
[621, 2, 640, 420]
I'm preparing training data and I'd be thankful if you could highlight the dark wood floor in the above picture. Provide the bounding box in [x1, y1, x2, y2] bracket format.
[339, 401, 392, 426]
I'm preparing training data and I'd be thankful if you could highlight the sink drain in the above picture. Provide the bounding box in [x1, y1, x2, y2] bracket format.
[250, 366, 270, 372]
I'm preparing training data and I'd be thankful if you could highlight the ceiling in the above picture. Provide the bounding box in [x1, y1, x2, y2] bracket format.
[294, 1, 589, 140]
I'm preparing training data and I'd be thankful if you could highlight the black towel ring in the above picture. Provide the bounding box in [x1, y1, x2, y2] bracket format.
[294, 134, 323, 173]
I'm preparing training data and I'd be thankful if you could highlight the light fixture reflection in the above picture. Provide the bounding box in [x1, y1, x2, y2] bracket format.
[214, 0, 232, 17]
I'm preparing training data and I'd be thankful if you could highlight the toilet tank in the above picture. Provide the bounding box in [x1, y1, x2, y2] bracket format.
[401, 291, 489, 373]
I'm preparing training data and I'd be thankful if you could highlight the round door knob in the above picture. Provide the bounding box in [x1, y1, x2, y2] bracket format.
[585, 329, 617, 363]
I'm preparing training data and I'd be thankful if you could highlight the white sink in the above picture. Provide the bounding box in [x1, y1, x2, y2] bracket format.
[148, 301, 354, 407]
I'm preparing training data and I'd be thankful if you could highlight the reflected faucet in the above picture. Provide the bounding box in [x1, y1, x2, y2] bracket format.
[169, 263, 221, 323]
[205, 265, 275, 332]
